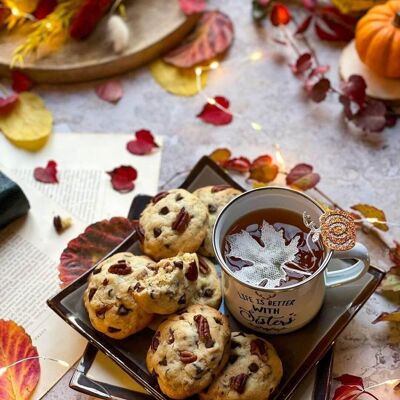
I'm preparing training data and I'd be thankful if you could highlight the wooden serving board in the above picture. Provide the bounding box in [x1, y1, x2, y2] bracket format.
[339, 40, 400, 103]
[0, 0, 197, 83]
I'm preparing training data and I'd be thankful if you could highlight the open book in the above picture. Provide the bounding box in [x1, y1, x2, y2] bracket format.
[0, 133, 162, 398]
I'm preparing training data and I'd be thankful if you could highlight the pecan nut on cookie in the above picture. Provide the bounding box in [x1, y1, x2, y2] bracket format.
[200, 332, 283, 400]
[146, 304, 231, 399]
[84, 252, 153, 339]
[138, 189, 208, 260]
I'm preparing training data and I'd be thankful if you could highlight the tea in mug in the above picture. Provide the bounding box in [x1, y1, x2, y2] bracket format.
[223, 208, 324, 288]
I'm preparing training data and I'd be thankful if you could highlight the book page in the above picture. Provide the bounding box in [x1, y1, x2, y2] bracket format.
[0, 168, 88, 400]
[0, 133, 163, 222]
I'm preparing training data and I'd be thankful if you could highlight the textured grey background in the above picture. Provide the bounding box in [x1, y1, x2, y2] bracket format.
[38, 0, 400, 398]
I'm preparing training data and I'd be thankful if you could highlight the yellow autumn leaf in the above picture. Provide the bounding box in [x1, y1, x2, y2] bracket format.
[150, 59, 207, 96]
[0, 92, 53, 151]
[351, 203, 389, 232]
[4, 0, 40, 13]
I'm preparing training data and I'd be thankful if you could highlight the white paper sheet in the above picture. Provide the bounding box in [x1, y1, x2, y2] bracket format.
[0, 133, 163, 222]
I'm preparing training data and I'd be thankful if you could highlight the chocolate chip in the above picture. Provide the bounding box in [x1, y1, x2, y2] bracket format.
[102, 278, 109, 286]
[175, 194, 183, 201]
[213, 317, 223, 325]
[108, 288, 114, 297]
[88, 288, 97, 301]
[152, 191, 169, 204]
[211, 185, 231, 193]
[132, 282, 144, 292]
[167, 329, 175, 344]
[159, 206, 169, 215]
[231, 340, 241, 349]
[108, 263, 132, 275]
[151, 332, 160, 351]
[117, 305, 131, 315]
[95, 306, 110, 319]
[178, 294, 186, 305]
[173, 260, 183, 269]
[108, 327, 121, 333]
[203, 288, 214, 298]
[118, 260, 126, 263]
[208, 204, 217, 214]
[153, 228, 161, 238]
[249, 363, 259, 372]
[229, 354, 239, 364]
[93, 267, 102, 275]
[185, 261, 198, 281]
[159, 357, 167, 366]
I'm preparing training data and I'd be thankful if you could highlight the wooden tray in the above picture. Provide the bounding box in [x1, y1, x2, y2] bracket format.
[0, 0, 197, 83]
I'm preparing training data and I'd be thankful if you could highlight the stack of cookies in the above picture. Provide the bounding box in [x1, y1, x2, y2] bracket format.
[83, 185, 283, 399]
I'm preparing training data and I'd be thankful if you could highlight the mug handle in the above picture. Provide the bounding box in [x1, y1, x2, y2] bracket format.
[325, 243, 370, 287]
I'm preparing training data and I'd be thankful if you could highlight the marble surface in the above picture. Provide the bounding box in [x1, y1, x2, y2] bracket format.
[32, 0, 400, 399]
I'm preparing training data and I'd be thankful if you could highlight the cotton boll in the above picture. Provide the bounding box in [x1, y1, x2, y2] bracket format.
[107, 15, 130, 53]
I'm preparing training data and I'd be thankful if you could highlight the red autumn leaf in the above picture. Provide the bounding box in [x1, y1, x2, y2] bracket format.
[286, 163, 320, 190]
[270, 3, 291, 26]
[95, 80, 123, 103]
[0, 94, 19, 116]
[249, 155, 279, 183]
[309, 78, 331, 103]
[390, 242, 400, 267]
[33, 160, 58, 184]
[335, 374, 364, 388]
[70, 0, 113, 40]
[315, 6, 356, 42]
[179, 0, 206, 15]
[58, 217, 136, 287]
[352, 100, 387, 133]
[0, 7, 10, 25]
[0, 320, 40, 400]
[163, 11, 234, 68]
[33, 0, 57, 20]
[11, 71, 34, 93]
[291, 53, 312, 75]
[295, 15, 313, 34]
[127, 129, 159, 155]
[340, 75, 366, 108]
[209, 148, 231, 164]
[223, 157, 251, 173]
[332, 385, 364, 400]
[197, 96, 233, 125]
[107, 165, 137, 193]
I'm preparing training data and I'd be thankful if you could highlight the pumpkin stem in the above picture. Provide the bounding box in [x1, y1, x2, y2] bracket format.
[394, 11, 400, 27]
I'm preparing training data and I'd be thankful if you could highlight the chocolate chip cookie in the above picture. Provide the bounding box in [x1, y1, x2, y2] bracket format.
[133, 253, 200, 315]
[138, 189, 208, 260]
[190, 256, 222, 309]
[194, 185, 242, 257]
[84, 252, 154, 339]
[200, 332, 283, 400]
[146, 304, 231, 399]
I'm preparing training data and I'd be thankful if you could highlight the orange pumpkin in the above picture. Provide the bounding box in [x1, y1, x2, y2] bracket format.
[355, 0, 400, 78]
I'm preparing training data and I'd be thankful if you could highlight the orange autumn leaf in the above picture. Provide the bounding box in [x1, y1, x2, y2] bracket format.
[249, 155, 279, 183]
[350, 203, 388, 232]
[0, 320, 40, 400]
[209, 148, 231, 165]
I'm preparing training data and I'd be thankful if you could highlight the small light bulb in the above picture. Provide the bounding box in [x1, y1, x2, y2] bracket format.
[207, 97, 216, 105]
[209, 61, 219, 70]
[195, 67, 202, 76]
[11, 7, 20, 16]
[249, 51, 263, 61]
[57, 360, 70, 368]
[251, 122, 263, 131]
[45, 22, 53, 30]
[0, 367, 7, 377]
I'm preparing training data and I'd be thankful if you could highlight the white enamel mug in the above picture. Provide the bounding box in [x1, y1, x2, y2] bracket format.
[213, 187, 370, 334]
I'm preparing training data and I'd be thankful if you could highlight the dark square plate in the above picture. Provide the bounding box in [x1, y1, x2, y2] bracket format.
[48, 156, 384, 400]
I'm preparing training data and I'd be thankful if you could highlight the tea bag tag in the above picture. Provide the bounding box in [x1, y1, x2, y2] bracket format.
[304, 209, 356, 251]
